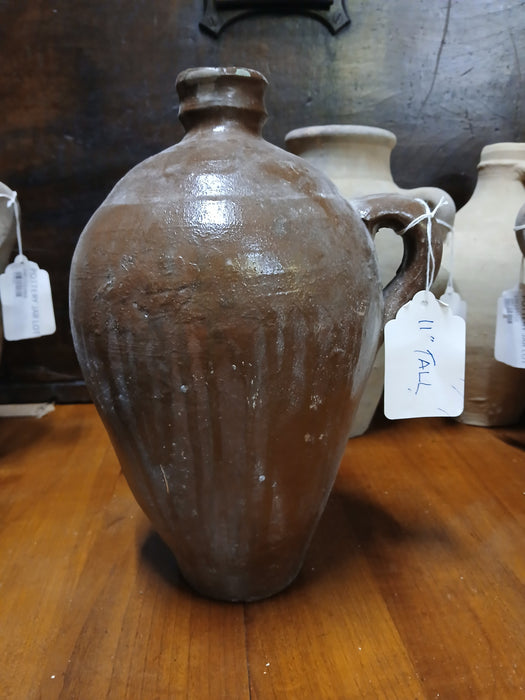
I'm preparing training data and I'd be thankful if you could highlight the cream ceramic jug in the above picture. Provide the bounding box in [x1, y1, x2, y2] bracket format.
[285, 125, 455, 436]
[452, 143, 525, 426]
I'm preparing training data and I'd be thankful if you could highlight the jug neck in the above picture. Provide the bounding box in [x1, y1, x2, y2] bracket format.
[285, 125, 396, 184]
[473, 143, 525, 196]
[176, 67, 268, 136]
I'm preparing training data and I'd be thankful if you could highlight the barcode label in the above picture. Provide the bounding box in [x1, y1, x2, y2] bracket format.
[14, 270, 24, 298]
[494, 285, 525, 368]
[0, 257, 56, 340]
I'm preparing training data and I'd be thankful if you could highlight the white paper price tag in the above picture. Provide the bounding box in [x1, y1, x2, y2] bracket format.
[0, 255, 56, 340]
[494, 285, 525, 369]
[384, 290, 466, 419]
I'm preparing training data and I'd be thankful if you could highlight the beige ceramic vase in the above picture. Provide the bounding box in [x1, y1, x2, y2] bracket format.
[452, 143, 525, 426]
[284, 125, 455, 436]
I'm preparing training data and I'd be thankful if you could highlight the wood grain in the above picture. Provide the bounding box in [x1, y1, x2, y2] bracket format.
[1, 405, 524, 698]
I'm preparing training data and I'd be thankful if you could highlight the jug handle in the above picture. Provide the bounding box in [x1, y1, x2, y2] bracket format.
[351, 193, 444, 325]
[515, 202, 525, 258]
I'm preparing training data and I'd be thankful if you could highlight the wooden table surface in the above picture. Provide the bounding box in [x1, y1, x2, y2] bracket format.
[1, 404, 525, 699]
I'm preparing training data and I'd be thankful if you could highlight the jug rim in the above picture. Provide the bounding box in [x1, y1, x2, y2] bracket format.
[285, 124, 396, 147]
[176, 66, 267, 88]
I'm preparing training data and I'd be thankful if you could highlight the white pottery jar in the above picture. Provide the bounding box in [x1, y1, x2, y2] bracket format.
[452, 143, 525, 426]
[284, 125, 455, 436]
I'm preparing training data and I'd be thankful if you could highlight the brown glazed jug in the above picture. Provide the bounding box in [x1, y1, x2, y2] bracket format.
[70, 67, 442, 601]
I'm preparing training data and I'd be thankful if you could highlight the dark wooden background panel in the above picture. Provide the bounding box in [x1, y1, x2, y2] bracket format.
[0, 0, 524, 401]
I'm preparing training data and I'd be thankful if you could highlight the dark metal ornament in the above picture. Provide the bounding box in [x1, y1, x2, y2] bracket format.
[199, 0, 350, 36]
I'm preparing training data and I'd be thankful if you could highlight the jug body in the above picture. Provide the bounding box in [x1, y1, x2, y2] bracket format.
[70, 69, 441, 601]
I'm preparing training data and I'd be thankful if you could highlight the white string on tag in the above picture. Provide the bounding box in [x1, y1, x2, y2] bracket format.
[399, 196, 447, 295]
[0, 189, 23, 260]
[0, 190, 56, 340]
[434, 217, 454, 234]
[439, 219, 467, 320]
